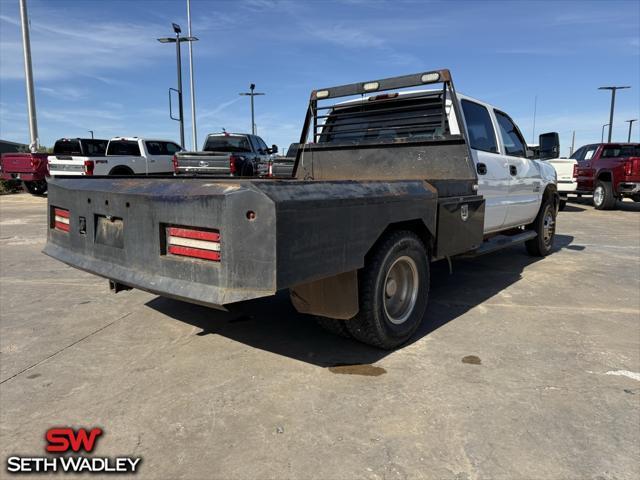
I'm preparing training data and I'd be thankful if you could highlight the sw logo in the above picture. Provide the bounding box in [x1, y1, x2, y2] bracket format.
[6, 427, 142, 474]
[46, 427, 103, 453]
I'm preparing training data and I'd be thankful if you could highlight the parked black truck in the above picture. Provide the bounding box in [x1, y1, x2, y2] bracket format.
[44, 70, 559, 349]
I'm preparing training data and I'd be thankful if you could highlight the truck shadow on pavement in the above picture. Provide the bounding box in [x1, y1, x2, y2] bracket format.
[146, 234, 575, 368]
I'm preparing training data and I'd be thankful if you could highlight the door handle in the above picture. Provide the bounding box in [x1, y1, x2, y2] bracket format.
[509, 165, 517, 176]
[477, 163, 487, 175]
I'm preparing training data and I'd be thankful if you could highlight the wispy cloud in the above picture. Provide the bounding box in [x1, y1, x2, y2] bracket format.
[0, 12, 168, 81]
[38, 86, 88, 101]
[197, 97, 242, 121]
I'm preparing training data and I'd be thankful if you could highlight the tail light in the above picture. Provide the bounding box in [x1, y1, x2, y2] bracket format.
[83, 160, 94, 175]
[166, 226, 220, 262]
[572, 163, 578, 179]
[267, 160, 274, 178]
[30, 157, 41, 169]
[172, 154, 179, 173]
[624, 157, 640, 176]
[53, 207, 69, 232]
[229, 155, 238, 175]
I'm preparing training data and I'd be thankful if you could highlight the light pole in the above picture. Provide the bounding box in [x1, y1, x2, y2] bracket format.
[239, 84, 265, 135]
[88, 130, 94, 139]
[598, 85, 630, 142]
[601, 123, 610, 143]
[19, 0, 38, 152]
[186, 0, 198, 150]
[625, 119, 637, 142]
[158, 23, 198, 148]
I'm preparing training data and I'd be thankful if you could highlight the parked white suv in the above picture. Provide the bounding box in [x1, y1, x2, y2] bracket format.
[49, 137, 182, 176]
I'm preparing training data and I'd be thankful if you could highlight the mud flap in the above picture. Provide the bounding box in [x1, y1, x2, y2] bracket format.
[289, 270, 359, 320]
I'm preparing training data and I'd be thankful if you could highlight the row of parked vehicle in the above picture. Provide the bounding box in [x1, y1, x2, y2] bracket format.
[0, 132, 301, 195]
[1, 134, 637, 213]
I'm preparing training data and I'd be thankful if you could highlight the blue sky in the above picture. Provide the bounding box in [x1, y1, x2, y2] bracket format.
[0, 0, 638, 154]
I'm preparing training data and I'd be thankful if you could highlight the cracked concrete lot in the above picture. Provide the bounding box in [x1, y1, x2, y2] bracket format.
[1, 193, 639, 479]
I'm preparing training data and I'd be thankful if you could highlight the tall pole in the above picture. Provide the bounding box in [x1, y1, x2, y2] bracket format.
[175, 29, 185, 148]
[625, 119, 637, 142]
[88, 130, 94, 139]
[158, 25, 197, 150]
[187, 0, 197, 150]
[250, 84, 255, 134]
[599, 86, 630, 143]
[607, 89, 616, 143]
[531, 95, 537, 144]
[19, 0, 38, 152]
[570, 130, 575, 156]
[601, 124, 609, 143]
[239, 84, 265, 135]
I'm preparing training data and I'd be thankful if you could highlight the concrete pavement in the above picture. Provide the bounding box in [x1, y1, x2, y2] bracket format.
[1, 193, 638, 479]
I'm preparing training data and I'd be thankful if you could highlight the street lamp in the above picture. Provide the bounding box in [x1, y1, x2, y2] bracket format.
[88, 130, 94, 139]
[239, 84, 265, 135]
[601, 123, 610, 143]
[625, 119, 637, 142]
[598, 85, 630, 143]
[158, 23, 198, 148]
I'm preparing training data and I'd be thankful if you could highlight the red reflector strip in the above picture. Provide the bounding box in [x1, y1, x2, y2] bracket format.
[54, 208, 69, 218]
[168, 245, 220, 261]
[54, 221, 69, 232]
[167, 227, 219, 242]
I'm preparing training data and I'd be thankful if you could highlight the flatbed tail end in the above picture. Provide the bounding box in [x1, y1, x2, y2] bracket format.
[43, 177, 440, 310]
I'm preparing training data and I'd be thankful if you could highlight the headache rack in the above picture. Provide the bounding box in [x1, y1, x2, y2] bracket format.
[297, 69, 469, 147]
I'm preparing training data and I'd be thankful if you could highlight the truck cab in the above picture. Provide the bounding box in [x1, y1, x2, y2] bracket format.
[457, 95, 557, 232]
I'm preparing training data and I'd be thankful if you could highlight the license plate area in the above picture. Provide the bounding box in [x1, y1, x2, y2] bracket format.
[95, 215, 124, 248]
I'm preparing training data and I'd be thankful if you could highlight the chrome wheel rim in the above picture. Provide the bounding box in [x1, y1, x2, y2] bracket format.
[594, 185, 604, 206]
[542, 206, 555, 247]
[383, 256, 419, 325]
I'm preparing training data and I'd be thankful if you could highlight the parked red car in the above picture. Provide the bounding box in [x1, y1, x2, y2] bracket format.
[0, 152, 49, 195]
[574, 143, 640, 210]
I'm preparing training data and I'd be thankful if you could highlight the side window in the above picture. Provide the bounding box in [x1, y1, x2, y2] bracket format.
[583, 146, 597, 161]
[257, 137, 269, 153]
[145, 142, 162, 155]
[107, 141, 141, 156]
[164, 142, 181, 154]
[249, 136, 265, 153]
[570, 147, 585, 161]
[460, 100, 498, 153]
[494, 110, 526, 157]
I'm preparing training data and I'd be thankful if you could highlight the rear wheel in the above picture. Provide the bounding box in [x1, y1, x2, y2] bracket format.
[315, 317, 351, 338]
[593, 181, 616, 210]
[346, 231, 429, 350]
[526, 194, 556, 257]
[24, 180, 47, 195]
[109, 166, 134, 176]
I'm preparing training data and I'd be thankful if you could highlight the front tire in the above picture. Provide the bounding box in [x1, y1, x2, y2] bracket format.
[24, 180, 47, 195]
[346, 231, 429, 350]
[525, 194, 557, 257]
[593, 181, 616, 210]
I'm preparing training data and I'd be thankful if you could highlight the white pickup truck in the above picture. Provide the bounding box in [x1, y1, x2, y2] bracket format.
[49, 137, 182, 176]
[44, 69, 561, 349]
[529, 139, 577, 211]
